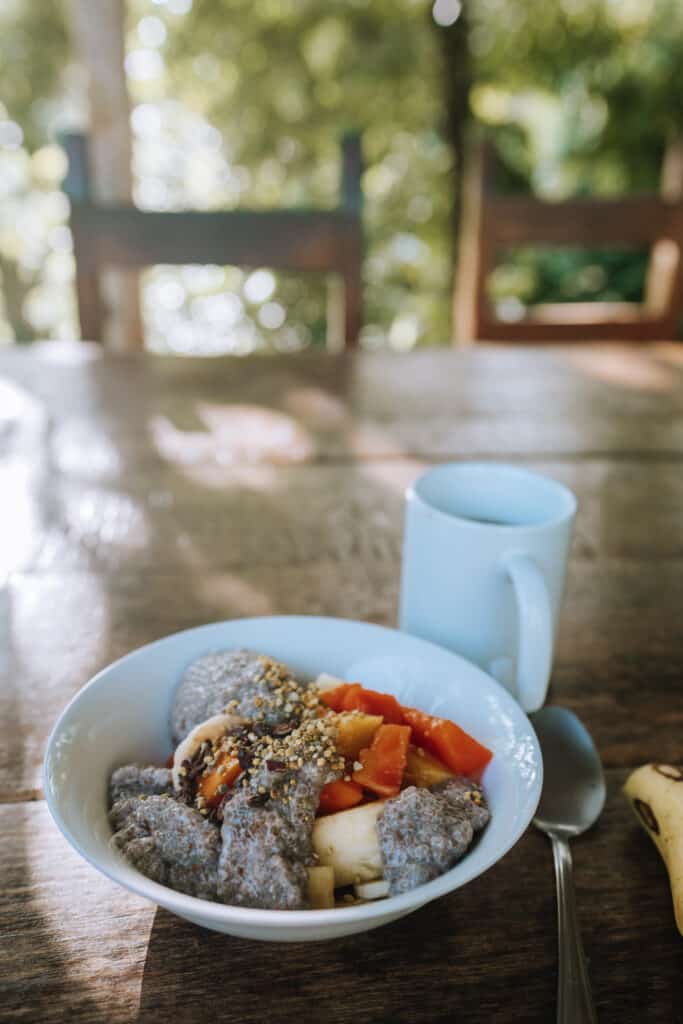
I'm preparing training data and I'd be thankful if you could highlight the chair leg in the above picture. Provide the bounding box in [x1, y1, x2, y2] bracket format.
[75, 262, 104, 343]
[325, 275, 345, 352]
[342, 265, 362, 349]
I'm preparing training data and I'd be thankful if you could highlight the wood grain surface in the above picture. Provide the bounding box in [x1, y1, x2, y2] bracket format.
[1, 342, 682, 1023]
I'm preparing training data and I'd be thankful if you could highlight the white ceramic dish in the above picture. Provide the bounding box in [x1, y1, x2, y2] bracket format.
[44, 616, 542, 942]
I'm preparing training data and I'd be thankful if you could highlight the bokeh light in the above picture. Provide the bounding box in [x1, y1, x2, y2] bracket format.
[432, 0, 462, 27]
[137, 16, 167, 48]
[258, 301, 286, 329]
[244, 270, 276, 304]
[0, 0, 679, 350]
[125, 49, 164, 81]
[0, 120, 23, 149]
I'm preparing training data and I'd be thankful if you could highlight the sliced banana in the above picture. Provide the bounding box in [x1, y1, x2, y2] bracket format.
[307, 865, 335, 909]
[312, 800, 386, 887]
[623, 763, 683, 935]
[353, 879, 389, 901]
[172, 712, 247, 792]
[314, 672, 347, 693]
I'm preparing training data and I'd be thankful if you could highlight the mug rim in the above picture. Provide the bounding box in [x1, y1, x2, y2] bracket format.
[407, 461, 577, 532]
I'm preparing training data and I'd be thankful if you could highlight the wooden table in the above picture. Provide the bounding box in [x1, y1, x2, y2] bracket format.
[2, 341, 682, 1023]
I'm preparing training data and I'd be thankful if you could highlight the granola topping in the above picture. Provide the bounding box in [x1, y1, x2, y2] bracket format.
[177, 666, 344, 821]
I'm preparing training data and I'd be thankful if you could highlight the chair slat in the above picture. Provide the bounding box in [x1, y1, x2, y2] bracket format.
[62, 132, 363, 348]
[454, 135, 683, 343]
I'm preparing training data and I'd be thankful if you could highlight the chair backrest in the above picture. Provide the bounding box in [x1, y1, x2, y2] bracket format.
[62, 132, 363, 349]
[453, 136, 683, 343]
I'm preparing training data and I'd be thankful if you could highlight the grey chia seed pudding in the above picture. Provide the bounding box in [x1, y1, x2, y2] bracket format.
[108, 649, 490, 910]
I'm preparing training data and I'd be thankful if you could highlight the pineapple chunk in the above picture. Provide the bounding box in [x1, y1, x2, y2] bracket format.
[312, 800, 385, 887]
[307, 865, 335, 909]
[334, 712, 383, 758]
[403, 745, 454, 788]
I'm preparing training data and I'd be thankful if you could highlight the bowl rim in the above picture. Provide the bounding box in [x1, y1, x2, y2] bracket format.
[43, 614, 543, 928]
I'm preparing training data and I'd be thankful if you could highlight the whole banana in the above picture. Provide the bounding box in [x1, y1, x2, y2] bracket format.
[623, 763, 683, 935]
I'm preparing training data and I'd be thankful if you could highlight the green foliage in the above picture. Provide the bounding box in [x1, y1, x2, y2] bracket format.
[470, 0, 683, 195]
[490, 246, 650, 311]
[0, 0, 69, 151]
[1, 0, 683, 346]
[154, 0, 453, 347]
[469, 0, 683, 318]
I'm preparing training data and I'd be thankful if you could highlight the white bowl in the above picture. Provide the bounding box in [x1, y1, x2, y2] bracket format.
[44, 616, 542, 942]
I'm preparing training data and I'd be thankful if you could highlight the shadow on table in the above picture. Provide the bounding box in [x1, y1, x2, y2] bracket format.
[135, 832, 556, 1024]
[135, 903, 477, 1024]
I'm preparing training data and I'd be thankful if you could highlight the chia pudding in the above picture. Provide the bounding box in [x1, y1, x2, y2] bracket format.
[108, 650, 491, 910]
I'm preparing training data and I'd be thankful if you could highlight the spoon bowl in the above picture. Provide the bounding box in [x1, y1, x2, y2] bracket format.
[533, 706, 606, 838]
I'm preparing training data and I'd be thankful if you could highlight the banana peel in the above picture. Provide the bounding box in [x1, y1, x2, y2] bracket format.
[623, 763, 683, 935]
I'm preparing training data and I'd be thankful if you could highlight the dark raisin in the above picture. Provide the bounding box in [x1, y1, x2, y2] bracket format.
[272, 722, 295, 737]
[266, 759, 287, 772]
[238, 748, 254, 771]
[248, 792, 270, 807]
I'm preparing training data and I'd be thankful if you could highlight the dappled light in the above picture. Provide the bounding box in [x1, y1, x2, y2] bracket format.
[25, 809, 151, 1017]
[32, 340, 102, 364]
[283, 387, 348, 429]
[52, 420, 123, 480]
[348, 423, 410, 461]
[0, 377, 45, 577]
[60, 487, 151, 558]
[150, 402, 315, 467]
[360, 459, 424, 495]
[566, 347, 676, 393]
[193, 573, 274, 616]
[0, 460, 41, 578]
[654, 343, 683, 369]
[12, 573, 110, 702]
[0, 374, 43, 425]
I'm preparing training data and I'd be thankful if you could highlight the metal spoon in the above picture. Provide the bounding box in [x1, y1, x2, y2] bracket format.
[531, 706, 606, 1024]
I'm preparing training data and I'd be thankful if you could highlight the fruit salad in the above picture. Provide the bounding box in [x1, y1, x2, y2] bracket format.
[108, 650, 492, 910]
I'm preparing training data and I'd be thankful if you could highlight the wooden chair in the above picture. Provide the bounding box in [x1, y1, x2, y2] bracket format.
[454, 136, 683, 342]
[62, 132, 363, 349]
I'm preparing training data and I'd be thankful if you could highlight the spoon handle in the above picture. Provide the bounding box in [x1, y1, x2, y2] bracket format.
[551, 835, 597, 1024]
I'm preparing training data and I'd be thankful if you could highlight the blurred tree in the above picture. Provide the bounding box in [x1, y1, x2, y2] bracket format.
[0, 0, 70, 343]
[469, 0, 683, 194]
[430, 1, 472, 252]
[157, 0, 453, 348]
[2, 0, 683, 347]
[468, 0, 683, 314]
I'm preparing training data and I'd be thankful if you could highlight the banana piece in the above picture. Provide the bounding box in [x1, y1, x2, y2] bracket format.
[172, 712, 247, 792]
[312, 800, 386, 887]
[354, 879, 389, 901]
[314, 672, 347, 693]
[623, 763, 683, 935]
[307, 865, 335, 909]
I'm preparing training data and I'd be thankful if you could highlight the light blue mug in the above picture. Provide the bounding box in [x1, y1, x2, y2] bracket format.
[399, 463, 576, 712]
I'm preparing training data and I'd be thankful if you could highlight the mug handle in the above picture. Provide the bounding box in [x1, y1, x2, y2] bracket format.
[503, 552, 553, 712]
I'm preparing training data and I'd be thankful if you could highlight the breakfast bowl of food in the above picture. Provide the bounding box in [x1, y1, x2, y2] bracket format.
[44, 616, 542, 942]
